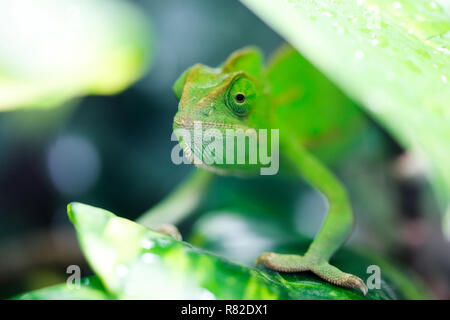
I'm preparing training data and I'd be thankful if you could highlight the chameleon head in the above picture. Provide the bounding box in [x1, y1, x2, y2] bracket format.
[172, 47, 266, 173]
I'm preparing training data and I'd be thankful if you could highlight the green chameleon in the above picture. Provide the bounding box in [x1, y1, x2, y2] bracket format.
[139, 45, 368, 294]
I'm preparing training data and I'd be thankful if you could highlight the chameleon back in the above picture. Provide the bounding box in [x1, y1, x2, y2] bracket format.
[264, 45, 368, 165]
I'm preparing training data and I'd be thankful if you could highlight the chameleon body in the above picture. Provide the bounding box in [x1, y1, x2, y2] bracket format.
[153, 45, 369, 294]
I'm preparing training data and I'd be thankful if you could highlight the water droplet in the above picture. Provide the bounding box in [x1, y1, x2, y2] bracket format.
[141, 239, 155, 250]
[116, 265, 129, 277]
[333, 23, 346, 34]
[355, 50, 364, 60]
[141, 253, 159, 264]
[372, 35, 389, 47]
[393, 2, 402, 9]
[156, 238, 171, 248]
[429, 1, 438, 9]
[431, 63, 444, 70]
[437, 47, 450, 55]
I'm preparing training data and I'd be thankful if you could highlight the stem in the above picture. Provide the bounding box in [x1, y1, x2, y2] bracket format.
[137, 169, 214, 228]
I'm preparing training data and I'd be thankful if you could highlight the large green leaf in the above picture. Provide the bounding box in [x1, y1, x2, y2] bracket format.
[239, 0, 450, 234]
[0, 0, 153, 111]
[52, 202, 424, 299]
[13, 276, 111, 300]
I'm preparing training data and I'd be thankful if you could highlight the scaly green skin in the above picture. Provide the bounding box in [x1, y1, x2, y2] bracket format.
[168, 45, 367, 294]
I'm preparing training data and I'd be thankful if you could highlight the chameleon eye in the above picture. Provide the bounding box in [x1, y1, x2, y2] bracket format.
[235, 93, 246, 103]
[227, 76, 256, 117]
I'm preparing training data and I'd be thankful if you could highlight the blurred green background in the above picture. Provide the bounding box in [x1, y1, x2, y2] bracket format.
[0, 0, 449, 299]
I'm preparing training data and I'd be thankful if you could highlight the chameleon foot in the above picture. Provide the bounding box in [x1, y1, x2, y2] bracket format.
[256, 252, 367, 295]
[154, 224, 182, 241]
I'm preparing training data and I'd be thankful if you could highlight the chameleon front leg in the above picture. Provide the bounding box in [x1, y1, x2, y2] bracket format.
[137, 169, 214, 240]
[256, 142, 367, 295]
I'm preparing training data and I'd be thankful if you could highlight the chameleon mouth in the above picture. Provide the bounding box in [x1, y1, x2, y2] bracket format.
[174, 121, 232, 175]
[180, 138, 195, 163]
[173, 116, 257, 175]
[178, 134, 228, 174]
[174, 117, 194, 128]
[174, 116, 250, 130]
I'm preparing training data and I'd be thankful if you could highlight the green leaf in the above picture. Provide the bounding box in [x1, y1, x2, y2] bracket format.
[239, 0, 450, 234]
[64, 202, 425, 299]
[0, 0, 153, 111]
[13, 276, 111, 300]
[189, 209, 429, 300]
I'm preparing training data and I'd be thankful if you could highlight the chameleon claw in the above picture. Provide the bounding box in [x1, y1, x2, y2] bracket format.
[154, 224, 182, 241]
[337, 273, 368, 296]
[360, 283, 368, 296]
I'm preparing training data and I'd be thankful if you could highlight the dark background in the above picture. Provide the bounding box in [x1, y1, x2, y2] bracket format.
[0, 0, 449, 299]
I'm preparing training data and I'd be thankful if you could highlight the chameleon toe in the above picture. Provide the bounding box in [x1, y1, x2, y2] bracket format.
[309, 262, 368, 296]
[256, 252, 309, 272]
[154, 224, 182, 241]
[339, 274, 368, 296]
[257, 252, 368, 295]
